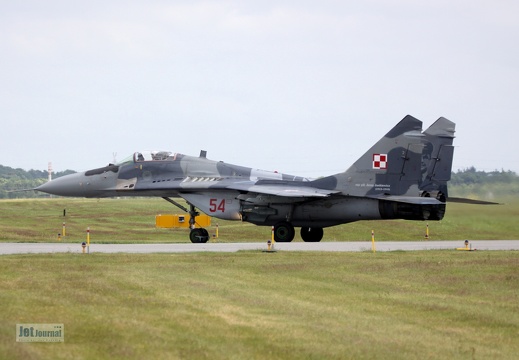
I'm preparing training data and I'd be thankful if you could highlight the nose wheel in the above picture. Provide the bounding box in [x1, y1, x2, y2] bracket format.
[188, 204, 209, 243]
[162, 197, 210, 243]
[189, 228, 209, 243]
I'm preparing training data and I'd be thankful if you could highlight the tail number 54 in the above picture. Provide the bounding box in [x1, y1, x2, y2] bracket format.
[209, 198, 225, 213]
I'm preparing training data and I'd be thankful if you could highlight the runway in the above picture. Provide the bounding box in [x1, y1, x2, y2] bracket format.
[1, 240, 518, 255]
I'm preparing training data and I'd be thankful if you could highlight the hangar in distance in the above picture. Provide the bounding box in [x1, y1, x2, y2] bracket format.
[37, 115, 457, 243]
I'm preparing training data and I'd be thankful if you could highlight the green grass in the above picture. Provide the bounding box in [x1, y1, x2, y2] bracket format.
[1, 251, 518, 359]
[0, 197, 518, 243]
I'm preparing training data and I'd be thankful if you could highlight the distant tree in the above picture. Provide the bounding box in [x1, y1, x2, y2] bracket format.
[0, 165, 76, 199]
[451, 168, 518, 186]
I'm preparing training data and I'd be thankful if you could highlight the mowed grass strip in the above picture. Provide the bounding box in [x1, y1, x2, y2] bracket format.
[0, 198, 518, 243]
[1, 251, 518, 359]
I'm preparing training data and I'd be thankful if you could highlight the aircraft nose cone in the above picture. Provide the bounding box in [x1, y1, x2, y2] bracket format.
[36, 173, 88, 197]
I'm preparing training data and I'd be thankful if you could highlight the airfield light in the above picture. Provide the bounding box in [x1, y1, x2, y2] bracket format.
[81, 242, 86, 254]
[86, 227, 90, 254]
[456, 240, 476, 251]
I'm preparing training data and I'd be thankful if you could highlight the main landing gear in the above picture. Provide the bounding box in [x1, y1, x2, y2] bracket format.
[273, 222, 324, 242]
[300, 226, 324, 242]
[161, 198, 324, 243]
[162, 197, 210, 243]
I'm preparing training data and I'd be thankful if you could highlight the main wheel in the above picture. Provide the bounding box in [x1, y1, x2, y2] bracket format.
[300, 227, 323, 242]
[190, 228, 209, 243]
[274, 221, 295, 242]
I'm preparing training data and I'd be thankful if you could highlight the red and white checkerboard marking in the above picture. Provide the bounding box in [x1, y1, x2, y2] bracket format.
[372, 154, 387, 169]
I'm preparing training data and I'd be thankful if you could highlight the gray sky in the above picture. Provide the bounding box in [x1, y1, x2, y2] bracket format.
[1, 1, 518, 178]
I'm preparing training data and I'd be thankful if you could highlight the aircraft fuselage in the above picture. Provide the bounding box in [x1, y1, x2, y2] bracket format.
[36, 115, 455, 243]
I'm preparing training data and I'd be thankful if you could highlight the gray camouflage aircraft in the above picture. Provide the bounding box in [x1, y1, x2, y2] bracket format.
[36, 115, 457, 243]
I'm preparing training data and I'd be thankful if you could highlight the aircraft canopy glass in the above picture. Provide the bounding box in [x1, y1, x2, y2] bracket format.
[116, 151, 175, 165]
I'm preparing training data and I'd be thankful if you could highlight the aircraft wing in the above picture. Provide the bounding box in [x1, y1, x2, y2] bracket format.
[227, 181, 339, 198]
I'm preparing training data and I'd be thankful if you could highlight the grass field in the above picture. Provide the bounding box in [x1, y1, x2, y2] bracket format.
[0, 197, 518, 243]
[1, 198, 518, 359]
[1, 251, 518, 359]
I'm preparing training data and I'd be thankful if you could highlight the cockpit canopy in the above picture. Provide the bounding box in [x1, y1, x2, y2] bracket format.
[135, 151, 174, 162]
[116, 151, 176, 165]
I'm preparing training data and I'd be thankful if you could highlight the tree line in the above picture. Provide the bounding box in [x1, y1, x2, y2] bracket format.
[0, 165, 75, 198]
[450, 167, 518, 186]
[0, 164, 517, 199]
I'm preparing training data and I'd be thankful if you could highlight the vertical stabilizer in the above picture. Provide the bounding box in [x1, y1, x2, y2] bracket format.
[421, 117, 456, 199]
[313, 115, 425, 197]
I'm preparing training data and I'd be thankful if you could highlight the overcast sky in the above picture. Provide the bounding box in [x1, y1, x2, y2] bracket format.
[1, 1, 518, 178]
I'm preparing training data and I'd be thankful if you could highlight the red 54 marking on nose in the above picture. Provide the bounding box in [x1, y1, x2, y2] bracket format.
[209, 199, 225, 212]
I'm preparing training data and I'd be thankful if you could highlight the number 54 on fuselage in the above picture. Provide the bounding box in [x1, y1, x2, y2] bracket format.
[37, 115, 457, 243]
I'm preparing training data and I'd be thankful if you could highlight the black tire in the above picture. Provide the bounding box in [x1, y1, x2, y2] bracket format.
[200, 228, 209, 243]
[274, 221, 295, 242]
[189, 228, 209, 243]
[300, 227, 324, 242]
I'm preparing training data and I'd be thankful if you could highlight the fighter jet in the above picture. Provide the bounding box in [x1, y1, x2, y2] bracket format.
[36, 115, 456, 243]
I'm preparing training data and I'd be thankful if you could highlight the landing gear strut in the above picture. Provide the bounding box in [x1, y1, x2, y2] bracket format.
[187, 203, 209, 243]
[162, 197, 209, 243]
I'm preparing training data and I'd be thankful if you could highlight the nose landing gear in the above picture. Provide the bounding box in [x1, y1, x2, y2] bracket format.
[162, 197, 210, 243]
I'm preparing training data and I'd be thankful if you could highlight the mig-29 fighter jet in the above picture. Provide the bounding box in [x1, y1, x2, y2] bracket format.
[37, 115, 456, 243]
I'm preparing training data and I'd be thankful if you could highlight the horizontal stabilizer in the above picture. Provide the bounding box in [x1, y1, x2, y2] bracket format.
[367, 194, 445, 205]
[447, 197, 501, 205]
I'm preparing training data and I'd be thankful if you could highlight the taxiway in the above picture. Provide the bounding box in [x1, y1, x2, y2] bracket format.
[1, 240, 518, 255]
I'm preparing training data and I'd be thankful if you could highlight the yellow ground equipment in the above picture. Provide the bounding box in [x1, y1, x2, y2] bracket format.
[155, 214, 211, 229]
